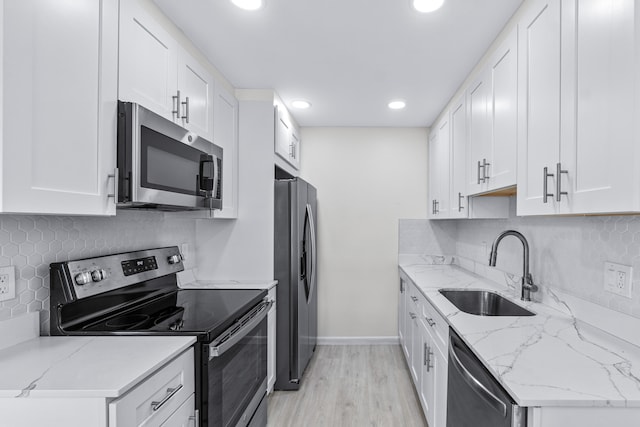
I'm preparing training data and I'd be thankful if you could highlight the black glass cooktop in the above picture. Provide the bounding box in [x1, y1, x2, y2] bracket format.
[70, 288, 266, 342]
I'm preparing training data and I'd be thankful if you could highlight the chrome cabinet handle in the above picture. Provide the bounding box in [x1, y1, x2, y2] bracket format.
[449, 340, 507, 417]
[458, 192, 464, 212]
[411, 296, 418, 302]
[423, 342, 428, 367]
[409, 312, 417, 319]
[151, 384, 183, 411]
[477, 160, 484, 184]
[400, 280, 405, 293]
[543, 167, 554, 203]
[172, 90, 181, 119]
[107, 168, 118, 203]
[426, 346, 434, 371]
[556, 162, 568, 202]
[189, 410, 200, 427]
[434, 200, 439, 214]
[482, 158, 491, 180]
[426, 317, 436, 327]
[181, 96, 190, 123]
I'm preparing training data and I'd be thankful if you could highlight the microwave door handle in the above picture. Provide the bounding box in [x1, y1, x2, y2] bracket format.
[199, 155, 214, 193]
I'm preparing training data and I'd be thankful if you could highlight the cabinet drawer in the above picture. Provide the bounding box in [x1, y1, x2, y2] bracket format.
[421, 297, 448, 350]
[160, 394, 196, 427]
[109, 348, 194, 427]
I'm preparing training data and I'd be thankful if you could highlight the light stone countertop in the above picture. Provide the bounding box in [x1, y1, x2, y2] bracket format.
[399, 254, 640, 408]
[0, 336, 196, 398]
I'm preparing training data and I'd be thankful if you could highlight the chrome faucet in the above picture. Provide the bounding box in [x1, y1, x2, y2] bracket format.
[488, 230, 539, 302]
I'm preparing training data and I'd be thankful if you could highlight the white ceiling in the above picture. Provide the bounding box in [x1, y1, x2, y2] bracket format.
[153, 0, 523, 127]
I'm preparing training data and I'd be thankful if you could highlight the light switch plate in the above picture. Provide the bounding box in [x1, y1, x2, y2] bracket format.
[0, 266, 16, 302]
[604, 262, 633, 298]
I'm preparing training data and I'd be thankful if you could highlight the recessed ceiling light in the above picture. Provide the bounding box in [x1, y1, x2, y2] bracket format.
[231, 0, 264, 11]
[388, 100, 406, 110]
[412, 0, 444, 13]
[291, 100, 312, 109]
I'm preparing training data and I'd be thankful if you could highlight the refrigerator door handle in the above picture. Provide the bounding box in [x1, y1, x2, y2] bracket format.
[306, 203, 317, 303]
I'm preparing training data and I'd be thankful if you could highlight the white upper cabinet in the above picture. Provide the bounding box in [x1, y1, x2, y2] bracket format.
[213, 83, 239, 219]
[119, 0, 214, 141]
[428, 117, 451, 219]
[449, 95, 468, 218]
[2, 0, 118, 215]
[274, 103, 301, 170]
[518, 0, 638, 215]
[467, 29, 518, 196]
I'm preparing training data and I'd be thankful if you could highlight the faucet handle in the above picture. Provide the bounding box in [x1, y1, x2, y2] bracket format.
[524, 274, 539, 293]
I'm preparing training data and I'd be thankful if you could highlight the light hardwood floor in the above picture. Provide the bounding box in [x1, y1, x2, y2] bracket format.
[267, 345, 428, 427]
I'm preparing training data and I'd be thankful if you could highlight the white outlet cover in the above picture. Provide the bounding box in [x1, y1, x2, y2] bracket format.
[0, 265, 16, 302]
[604, 262, 633, 298]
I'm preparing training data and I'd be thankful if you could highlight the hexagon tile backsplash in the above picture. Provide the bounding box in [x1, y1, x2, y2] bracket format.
[400, 211, 640, 321]
[0, 210, 197, 334]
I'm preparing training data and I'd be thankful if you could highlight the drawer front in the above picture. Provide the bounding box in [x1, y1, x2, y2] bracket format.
[160, 394, 196, 427]
[421, 297, 447, 350]
[109, 348, 195, 427]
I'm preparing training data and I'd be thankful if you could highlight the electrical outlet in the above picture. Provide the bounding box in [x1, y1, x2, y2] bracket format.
[604, 262, 633, 298]
[0, 266, 16, 302]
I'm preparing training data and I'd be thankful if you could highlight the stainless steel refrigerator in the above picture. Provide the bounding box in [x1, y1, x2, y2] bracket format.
[274, 177, 318, 390]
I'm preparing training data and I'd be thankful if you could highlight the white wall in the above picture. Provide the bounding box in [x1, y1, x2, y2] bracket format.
[299, 127, 428, 340]
[195, 92, 275, 280]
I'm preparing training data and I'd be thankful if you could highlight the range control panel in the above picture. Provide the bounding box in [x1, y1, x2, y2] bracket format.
[122, 256, 158, 276]
[64, 247, 184, 300]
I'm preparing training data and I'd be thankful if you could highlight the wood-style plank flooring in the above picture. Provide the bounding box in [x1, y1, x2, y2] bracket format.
[267, 345, 428, 427]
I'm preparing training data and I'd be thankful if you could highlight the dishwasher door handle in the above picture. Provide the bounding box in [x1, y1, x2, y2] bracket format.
[448, 340, 507, 417]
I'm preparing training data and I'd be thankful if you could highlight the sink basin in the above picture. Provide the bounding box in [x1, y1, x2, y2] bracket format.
[439, 289, 535, 316]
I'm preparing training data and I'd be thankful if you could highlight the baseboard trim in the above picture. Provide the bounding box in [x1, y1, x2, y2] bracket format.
[317, 336, 399, 346]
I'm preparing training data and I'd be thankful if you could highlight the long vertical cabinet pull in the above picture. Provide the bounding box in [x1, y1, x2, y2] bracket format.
[181, 96, 190, 123]
[107, 168, 118, 204]
[458, 192, 464, 212]
[543, 167, 554, 203]
[556, 163, 568, 202]
[172, 90, 181, 119]
[482, 158, 491, 181]
[424, 342, 429, 367]
[477, 160, 485, 184]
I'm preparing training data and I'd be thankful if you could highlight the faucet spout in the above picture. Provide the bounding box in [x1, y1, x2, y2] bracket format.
[488, 230, 538, 302]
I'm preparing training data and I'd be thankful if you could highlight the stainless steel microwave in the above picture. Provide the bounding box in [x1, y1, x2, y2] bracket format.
[116, 101, 222, 211]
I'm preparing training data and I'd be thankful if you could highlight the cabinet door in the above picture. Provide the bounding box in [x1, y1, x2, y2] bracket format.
[427, 131, 439, 219]
[267, 288, 277, 394]
[119, 0, 178, 121]
[559, 0, 636, 214]
[419, 330, 436, 427]
[409, 313, 421, 386]
[487, 29, 517, 191]
[466, 72, 491, 195]
[275, 105, 291, 162]
[177, 48, 214, 141]
[3, 0, 118, 215]
[290, 126, 301, 170]
[428, 118, 450, 218]
[433, 342, 448, 427]
[516, 0, 561, 215]
[449, 95, 467, 218]
[213, 83, 239, 219]
[398, 279, 407, 353]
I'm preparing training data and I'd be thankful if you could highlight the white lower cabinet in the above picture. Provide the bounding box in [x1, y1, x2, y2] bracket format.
[109, 348, 196, 427]
[399, 273, 448, 427]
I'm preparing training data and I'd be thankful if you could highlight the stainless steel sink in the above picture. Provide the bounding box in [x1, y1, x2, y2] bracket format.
[439, 289, 535, 316]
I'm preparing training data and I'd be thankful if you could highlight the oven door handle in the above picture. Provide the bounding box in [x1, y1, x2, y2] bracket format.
[209, 299, 272, 360]
[448, 340, 507, 417]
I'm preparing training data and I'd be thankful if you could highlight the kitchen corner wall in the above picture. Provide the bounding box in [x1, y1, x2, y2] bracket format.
[403, 200, 640, 320]
[0, 210, 197, 335]
[300, 127, 430, 340]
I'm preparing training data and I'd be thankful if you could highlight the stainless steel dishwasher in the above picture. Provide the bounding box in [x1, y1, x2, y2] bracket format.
[446, 328, 526, 427]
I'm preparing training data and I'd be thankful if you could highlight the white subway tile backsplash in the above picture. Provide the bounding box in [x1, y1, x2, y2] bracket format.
[0, 210, 197, 333]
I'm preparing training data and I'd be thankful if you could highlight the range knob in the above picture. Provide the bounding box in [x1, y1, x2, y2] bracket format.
[168, 254, 182, 265]
[91, 269, 107, 282]
[74, 272, 92, 286]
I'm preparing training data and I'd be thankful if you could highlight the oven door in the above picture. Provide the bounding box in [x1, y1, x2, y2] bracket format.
[203, 300, 271, 427]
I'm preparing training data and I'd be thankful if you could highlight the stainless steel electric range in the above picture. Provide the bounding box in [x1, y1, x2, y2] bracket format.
[49, 246, 269, 427]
